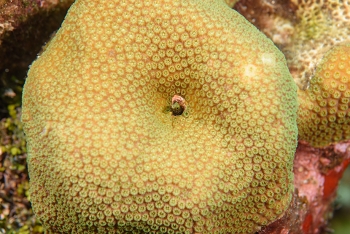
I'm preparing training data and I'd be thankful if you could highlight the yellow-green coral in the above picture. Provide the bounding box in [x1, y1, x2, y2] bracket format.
[235, 0, 350, 147]
[238, 0, 350, 90]
[22, 0, 298, 233]
[281, 0, 350, 89]
[288, 0, 350, 89]
[298, 42, 350, 147]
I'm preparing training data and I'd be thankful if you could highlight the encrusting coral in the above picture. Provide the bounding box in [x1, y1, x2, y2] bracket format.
[235, 0, 350, 90]
[297, 43, 350, 147]
[21, 0, 298, 233]
[285, 0, 350, 90]
[287, 0, 350, 90]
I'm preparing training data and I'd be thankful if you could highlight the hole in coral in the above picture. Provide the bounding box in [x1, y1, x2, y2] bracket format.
[171, 95, 186, 116]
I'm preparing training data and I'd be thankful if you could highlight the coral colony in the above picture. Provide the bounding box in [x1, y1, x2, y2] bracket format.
[21, 0, 350, 233]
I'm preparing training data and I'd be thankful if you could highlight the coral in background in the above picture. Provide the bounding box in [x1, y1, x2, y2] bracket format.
[297, 43, 350, 147]
[234, 0, 350, 89]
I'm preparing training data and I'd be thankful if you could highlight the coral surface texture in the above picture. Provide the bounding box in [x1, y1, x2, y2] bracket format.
[298, 43, 350, 147]
[21, 0, 298, 233]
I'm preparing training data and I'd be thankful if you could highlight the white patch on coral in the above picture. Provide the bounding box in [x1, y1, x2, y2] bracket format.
[40, 122, 51, 137]
[261, 52, 275, 66]
[243, 64, 257, 78]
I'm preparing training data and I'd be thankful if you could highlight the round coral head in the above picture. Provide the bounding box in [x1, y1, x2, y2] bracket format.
[298, 42, 350, 147]
[21, 0, 298, 233]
